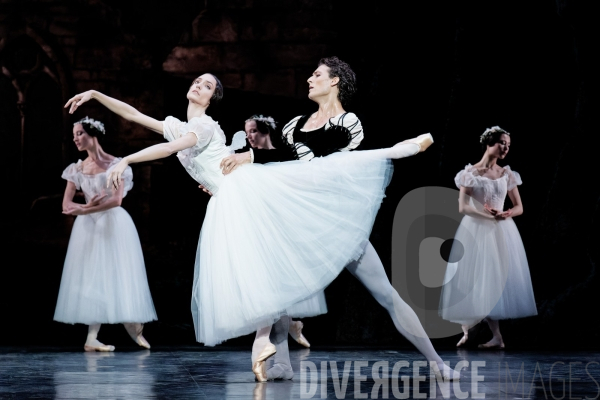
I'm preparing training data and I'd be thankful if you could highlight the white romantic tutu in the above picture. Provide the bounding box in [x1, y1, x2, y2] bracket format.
[192, 151, 393, 345]
[54, 207, 157, 324]
[286, 291, 327, 318]
[439, 216, 537, 326]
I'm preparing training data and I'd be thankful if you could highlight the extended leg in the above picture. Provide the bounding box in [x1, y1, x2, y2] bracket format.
[346, 242, 459, 380]
[84, 324, 115, 352]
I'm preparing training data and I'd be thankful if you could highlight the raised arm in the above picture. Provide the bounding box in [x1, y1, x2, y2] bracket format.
[107, 132, 198, 189]
[65, 90, 163, 134]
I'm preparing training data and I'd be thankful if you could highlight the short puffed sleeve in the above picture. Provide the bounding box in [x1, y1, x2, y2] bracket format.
[504, 166, 522, 191]
[282, 115, 302, 145]
[454, 165, 477, 189]
[163, 116, 214, 151]
[331, 112, 364, 151]
[61, 161, 83, 190]
[107, 158, 134, 197]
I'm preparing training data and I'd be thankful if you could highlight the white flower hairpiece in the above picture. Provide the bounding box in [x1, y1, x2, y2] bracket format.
[74, 116, 105, 134]
[248, 115, 277, 131]
[480, 126, 508, 143]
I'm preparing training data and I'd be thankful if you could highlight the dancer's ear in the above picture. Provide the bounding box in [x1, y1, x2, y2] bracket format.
[330, 77, 340, 87]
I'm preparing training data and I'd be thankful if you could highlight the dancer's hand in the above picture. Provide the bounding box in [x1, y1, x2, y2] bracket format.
[198, 185, 213, 196]
[220, 152, 251, 175]
[483, 204, 501, 219]
[83, 193, 107, 208]
[64, 90, 95, 114]
[106, 159, 129, 190]
[62, 204, 86, 216]
[495, 209, 513, 220]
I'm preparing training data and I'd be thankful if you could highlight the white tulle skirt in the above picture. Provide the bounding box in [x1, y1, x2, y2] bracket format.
[192, 151, 393, 346]
[54, 207, 157, 325]
[286, 291, 327, 318]
[439, 216, 537, 326]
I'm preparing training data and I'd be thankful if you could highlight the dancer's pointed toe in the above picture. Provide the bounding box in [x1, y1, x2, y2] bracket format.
[289, 321, 310, 348]
[253, 360, 268, 382]
[255, 343, 277, 362]
[409, 133, 434, 152]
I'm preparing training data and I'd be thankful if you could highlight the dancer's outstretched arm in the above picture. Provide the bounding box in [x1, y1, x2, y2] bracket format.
[65, 90, 164, 134]
[107, 133, 197, 189]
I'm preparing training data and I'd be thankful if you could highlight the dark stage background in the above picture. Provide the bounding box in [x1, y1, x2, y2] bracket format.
[0, 0, 598, 350]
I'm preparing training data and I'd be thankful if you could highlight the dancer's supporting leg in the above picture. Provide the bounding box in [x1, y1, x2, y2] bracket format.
[252, 325, 277, 382]
[457, 324, 469, 347]
[84, 324, 115, 352]
[346, 242, 459, 379]
[266, 316, 294, 380]
[124, 323, 151, 349]
[478, 318, 505, 349]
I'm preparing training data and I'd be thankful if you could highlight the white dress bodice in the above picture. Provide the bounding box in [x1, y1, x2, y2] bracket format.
[163, 115, 245, 194]
[454, 164, 522, 210]
[61, 158, 133, 203]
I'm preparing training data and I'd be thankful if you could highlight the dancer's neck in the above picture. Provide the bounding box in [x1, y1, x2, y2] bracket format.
[476, 153, 498, 169]
[187, 102, 208, 121]
[85, 143, 108, 162]
[313, 97, 345, 121]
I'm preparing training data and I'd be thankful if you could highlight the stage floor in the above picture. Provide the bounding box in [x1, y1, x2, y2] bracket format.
[1, 346, 598, 399]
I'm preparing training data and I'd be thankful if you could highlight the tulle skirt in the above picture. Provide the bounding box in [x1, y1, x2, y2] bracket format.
[54, 207, 157, 324]
[439, 216, 537, 326]
[192, 151, 393, 345]
[286, 291, 327, 318]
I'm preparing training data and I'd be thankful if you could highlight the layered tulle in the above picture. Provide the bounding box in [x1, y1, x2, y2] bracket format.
[191, 151, 393, 345]
[286, 291, 327, 318]
[54, 207, 157, 324]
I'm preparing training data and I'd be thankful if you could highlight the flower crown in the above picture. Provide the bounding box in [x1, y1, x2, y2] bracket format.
[248, 115, 277, 131]
[479, 126, 508, 144]
[74, 116, 105, 134]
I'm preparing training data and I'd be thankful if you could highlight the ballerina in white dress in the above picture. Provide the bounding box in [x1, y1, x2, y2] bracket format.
[55, 117, 157, 351]
[63, 72, 458, 381]
[439, 126, 537, 349]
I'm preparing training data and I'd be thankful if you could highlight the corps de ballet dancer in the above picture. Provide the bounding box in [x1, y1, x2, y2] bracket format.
[201, 114, 315, 350]
[439, 126, 537, 349]
[62, 65, 458, 381]
[54, 117, 157, 351]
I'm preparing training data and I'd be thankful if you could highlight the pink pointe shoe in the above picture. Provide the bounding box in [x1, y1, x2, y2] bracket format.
[252, 343, 277, 382]
[289, 321, 310, 348]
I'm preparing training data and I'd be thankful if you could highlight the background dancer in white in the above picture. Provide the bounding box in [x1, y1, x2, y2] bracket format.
[54, 117, 157, 352]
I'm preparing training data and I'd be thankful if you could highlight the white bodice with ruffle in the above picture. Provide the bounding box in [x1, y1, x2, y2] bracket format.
[454, 164, 522, 210]
[163, 115, 245, 194]
[61, 158, 133, 203]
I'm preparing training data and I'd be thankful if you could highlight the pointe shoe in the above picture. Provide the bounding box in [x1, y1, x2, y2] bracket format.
[84, 342, 115, 352]
[404, 133, 434, 152]
[289, 321, 310, 348]
[456, 334, 468, 347]
[252, 343, 276, 382]
[255, 343, 277, 362]
[125, 323, 151, 349]
[434, 363, 461, 382]
[253, 360, 268, 382]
